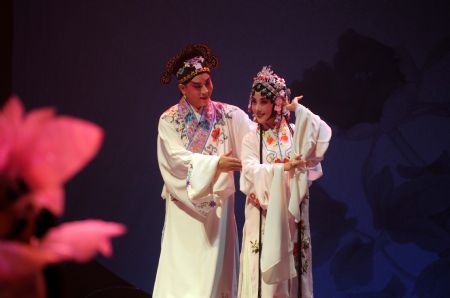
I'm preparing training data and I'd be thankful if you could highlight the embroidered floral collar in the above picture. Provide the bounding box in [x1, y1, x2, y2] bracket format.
[178, 97, 215, 153]
[258, 118, 293, 163]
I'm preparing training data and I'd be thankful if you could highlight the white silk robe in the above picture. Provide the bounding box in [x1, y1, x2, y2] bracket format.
[153, 99, 253, 298]
[238, 104, 332, 298]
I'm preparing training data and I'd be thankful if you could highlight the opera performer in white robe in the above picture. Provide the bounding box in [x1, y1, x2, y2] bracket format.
[238, 66, 332, 298]
[154, 44, 253, 298]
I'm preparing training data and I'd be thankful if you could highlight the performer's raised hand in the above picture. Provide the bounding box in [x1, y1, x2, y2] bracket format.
[285, 95, 304, 112]
[217, 150, 242, 172]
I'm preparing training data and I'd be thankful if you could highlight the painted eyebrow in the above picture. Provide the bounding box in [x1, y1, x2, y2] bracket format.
[191, 76, 210, 85]
[191, 80, 207, 86]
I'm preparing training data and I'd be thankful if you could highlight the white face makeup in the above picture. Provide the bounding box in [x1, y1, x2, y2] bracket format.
[179, 73, 213, 110]
[250, 91, 275, 128]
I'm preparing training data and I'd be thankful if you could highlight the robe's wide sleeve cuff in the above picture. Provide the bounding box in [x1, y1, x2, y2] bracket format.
[289, 104, 332, 222]
[240, 163, 274, 210]
[261, 164, 297, 284]
[253, 165, 274, 209]
[186, 153, 220, 216]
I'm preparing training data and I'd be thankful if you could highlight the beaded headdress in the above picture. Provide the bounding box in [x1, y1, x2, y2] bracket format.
[175, 56, 210, 84]
[160, 44, 218, 85]
[249, 66, 291, 126]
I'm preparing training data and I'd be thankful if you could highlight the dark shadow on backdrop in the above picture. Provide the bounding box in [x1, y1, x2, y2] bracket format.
[0, 0, 13, 104]
[298, 29, 450, 297]
[45, 261, 151, 298]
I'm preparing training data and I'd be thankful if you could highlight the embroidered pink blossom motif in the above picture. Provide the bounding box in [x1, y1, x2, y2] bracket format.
[211, 127, 221, 142]
[248, 193, 260, 208]
[266, 135, 275, 145]
[280, 134, 289, 143]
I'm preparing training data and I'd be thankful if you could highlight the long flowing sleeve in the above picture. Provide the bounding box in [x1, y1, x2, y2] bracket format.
[261, 165, 297, 284]
[288, 104, 332, 222]
[157, 115, 220, 217]
[260, 105, 332, 286]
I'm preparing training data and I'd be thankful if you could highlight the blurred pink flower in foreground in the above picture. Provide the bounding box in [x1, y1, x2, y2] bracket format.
[0, 220, 126, 282]
[0, 96, 103, 215]
[0, 97, 126, 286]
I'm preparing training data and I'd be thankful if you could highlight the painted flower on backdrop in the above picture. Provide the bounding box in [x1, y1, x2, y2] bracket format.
[0, 97, 126, 287]
[289, 29, 405, 132]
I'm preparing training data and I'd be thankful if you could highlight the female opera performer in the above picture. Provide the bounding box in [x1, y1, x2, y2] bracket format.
[238, 66, 332, 297]
[153, 43, 253, 298]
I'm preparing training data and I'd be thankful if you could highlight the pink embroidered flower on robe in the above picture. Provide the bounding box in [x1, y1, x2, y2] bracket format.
[0, 97, 126, 283]
[280, 134, 289, 143]
[211, 127, 221, 142]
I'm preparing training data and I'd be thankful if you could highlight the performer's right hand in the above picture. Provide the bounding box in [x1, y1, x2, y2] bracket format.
[217, 151, 242, 172]
[284, 155, 307, 171]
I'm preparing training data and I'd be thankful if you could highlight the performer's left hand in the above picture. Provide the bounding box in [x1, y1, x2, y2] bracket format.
[285, 95, 303, 112]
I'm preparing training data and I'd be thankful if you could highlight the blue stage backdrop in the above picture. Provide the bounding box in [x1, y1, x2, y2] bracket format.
[12, 0, 450, 297]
